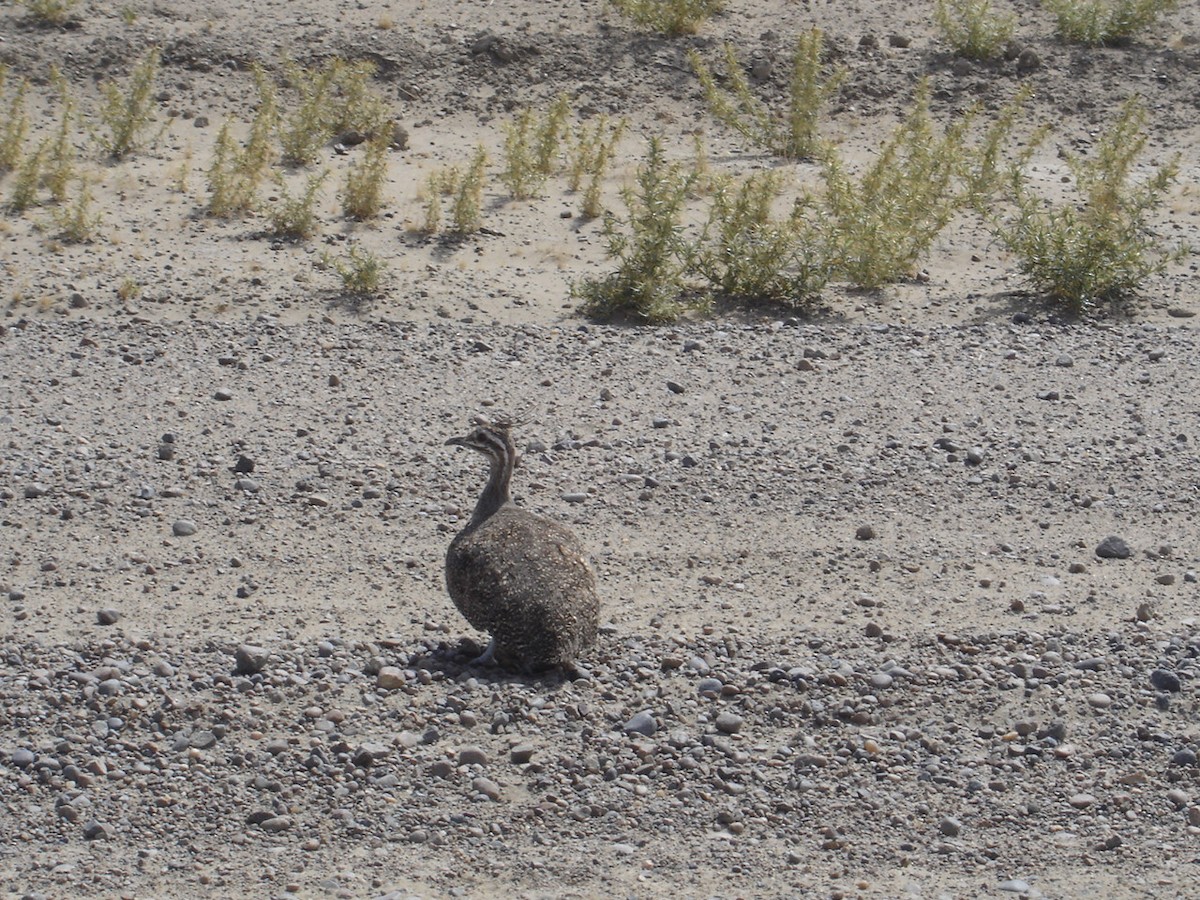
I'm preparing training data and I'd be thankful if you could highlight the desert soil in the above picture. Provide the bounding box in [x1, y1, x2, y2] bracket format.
[2, 1, 1200, 898]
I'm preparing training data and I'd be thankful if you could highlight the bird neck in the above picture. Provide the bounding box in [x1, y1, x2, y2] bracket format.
[470, 452, 513, 525]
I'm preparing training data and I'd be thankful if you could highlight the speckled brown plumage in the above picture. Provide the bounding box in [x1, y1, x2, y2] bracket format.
[445, 423, 599, 673]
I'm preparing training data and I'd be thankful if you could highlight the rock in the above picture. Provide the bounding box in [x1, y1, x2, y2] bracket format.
[939, 816, 962, 837]
[1171, 748, 1198, 767]
[12, 748, 35, 768]
[234, 643, 269, 675]
[1086, 692, 1113, 709]
[234, 455, 255, 474]
[96, 608, 121, 625]
[376, 667, 405, 690]
[214, 389, 233, 401]
[172, 519, 198, 537]
[1095, 536, 1131, 559]
[1150, 669, 1182, 693]
[1068, 793, 1096, 809]
[1016, 48, 1041, 72]
[472, 776, 502, 800]
[714, 712, 743, 734]
[259, 815, 292, 833]
[510, 743, 535, 764]
[855, 524, 876, 541]
[83, 821, 114, 840]
[458, 746, 489, 766]
[623, 711, 657, 737]
[666, 380, 685, 394]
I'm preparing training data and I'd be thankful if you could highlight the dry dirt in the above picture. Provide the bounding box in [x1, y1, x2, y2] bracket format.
[2, 1, 1200, 899]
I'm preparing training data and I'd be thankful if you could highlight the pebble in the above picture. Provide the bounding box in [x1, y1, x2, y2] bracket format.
[1171, 749, 1198, 767]
[1068, 793, 1096, 809]
[12, 748, 35, 768]
[235, 644, 270, 675]
[623, 711, 657, 737]
[714, 712, 743, 734]
[458, 746, 489, 766]
[510, 744, 535, 764]
[376, 667, 405, 690]
[939, 816, 962, 837]
[855, 524, 876, 540]
[472, 776, 502, 800]
[96, 608, 121, 625]
[172, 519, 198, 537]
[998, 880, 1031, 893]
[1086, 692, 1113, 709]
[1095, 536, 1132, 559]
[1150, 669, 1181, 693]
[259, 816, 293, 833]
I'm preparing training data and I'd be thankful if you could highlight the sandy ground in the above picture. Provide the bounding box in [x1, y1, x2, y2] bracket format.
[2, 1, 1200, 898]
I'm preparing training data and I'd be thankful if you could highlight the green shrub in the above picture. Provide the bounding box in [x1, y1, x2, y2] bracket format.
[689, 29, 844, 160]
[53, 176, 102, 242]
[341, 134, 390, 219]
[97, 48, 165, 159]
[695, 171, 829, 308]
[22, 0, 78, 25]
[500, 94, 572, 200]
[804, 80, 973, 289]
[988, 99, 1189, 312]
[266, 170, 327, 239]
[450, 144, 488, 234]
[1, 68, 31, 174]
[574, 137, 699, 323]
[323, 244, 388, 296]
[279, 58, 386, 166]
[934, 0, 1017, 59]
[568, 115, 627, 218]
[43, 67, 76, 203]
[608, 0, 723, 35]
[207, 68, 278, 216]
[8, 144, 45, 212]
[1042, 0, 1179, 45]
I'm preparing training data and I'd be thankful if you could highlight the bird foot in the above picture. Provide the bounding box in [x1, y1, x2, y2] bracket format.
[469, 638, 497, 667]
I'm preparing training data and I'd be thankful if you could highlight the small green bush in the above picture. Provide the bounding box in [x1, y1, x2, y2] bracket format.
[574, 137, 699, 323]
[341, 134, 390, 219]
[568, 115, 627, 218]
[266, 170, 327, 239]
[22, 0, 78, 25]
[804, 80, 973, 289]
[934, 0, 1017, 59]
[53, 176, 102, 242]
[97, 48, 165, 159]
[207, 68, 279, 216]
[8, 144, 45, 212]
[500, 95, 572, 200]
[1, 68, 31, 174]
[323, 244, 388, 296]
[690, 29, 844, 160]
[988, 99, 1189, 312]
[279, 58, 386, 166]
[695, 171, 829, 308]
[450, 145, 488, 234]
[1042, 0, 1179, 45]
[608, 0, 723, 35]
[43, 67, 76, 203]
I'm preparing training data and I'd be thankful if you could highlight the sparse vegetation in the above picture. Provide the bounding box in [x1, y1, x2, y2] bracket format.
[500, 95, 572, 200]
[608, 0, 723, 35]
[207, 68, 278, 216]
[695, 171, 829, 308]
[803, 81, 974, 289]
[689, 29, 845, 160]
[21, 0, 78, 25]
[934, 0, 1017, 59]
[1042, 0, 1179, 45]
[97, 48, 165, 159]
[450, 145, 488, 234]
[266, 170, 327, 239]
[116, 276, 141, 302]
[988, 99, 1189, 312]
[1, 68, 30, 174]
[8, 144, 45, 213]
[278, 59, 386, 166]
[567, 115, 627, 218]
[574, 138, 699, 323]
[341, 135, 390, 219]
[323, 244, 388, 296]
[43, 67, 76, 203]
[53, 176, 101, 242]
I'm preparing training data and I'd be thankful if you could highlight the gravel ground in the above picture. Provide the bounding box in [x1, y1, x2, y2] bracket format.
[3, 315, 1200, 899]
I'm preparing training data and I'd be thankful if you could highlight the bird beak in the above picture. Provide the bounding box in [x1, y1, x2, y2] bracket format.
[445, 436, 465, 448]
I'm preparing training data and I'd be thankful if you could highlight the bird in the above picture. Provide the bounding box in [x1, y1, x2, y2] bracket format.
[444, 420, 599, 674]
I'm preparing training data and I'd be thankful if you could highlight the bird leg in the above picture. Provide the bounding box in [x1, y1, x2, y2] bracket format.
[470, 637, 497, 667]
